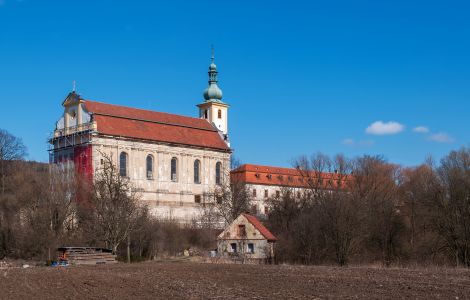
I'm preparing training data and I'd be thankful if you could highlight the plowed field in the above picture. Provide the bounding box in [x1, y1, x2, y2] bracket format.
[1, 262, 469, 299]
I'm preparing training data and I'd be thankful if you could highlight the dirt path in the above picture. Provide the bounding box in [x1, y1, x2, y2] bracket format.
[0, 262, 469, 299]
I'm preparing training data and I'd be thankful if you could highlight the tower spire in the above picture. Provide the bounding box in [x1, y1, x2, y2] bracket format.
[211, 44, 215, 64]
[204, 46, 223, 102]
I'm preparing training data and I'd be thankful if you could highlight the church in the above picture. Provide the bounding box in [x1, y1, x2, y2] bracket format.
[49, 53, 232, 222]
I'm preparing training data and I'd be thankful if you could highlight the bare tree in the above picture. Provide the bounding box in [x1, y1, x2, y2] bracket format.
[432, 148, 470, 267]
[293, 153, 361, 266]
[214, 178, 252, 224]
[84, 152, 147, 254]
[0, 129, 26, 195]
[351, 156, 405, 267]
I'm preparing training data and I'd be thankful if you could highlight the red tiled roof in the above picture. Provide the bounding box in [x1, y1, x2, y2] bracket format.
[83, 100, 230, 152]
[231, 164, 351, 189]
[242, 213, 277, 242]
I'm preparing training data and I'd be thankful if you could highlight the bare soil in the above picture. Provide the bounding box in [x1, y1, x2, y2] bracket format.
[0, 261, 469, 299]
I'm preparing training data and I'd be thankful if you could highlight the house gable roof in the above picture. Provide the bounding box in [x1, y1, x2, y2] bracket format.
[82, 100, 231, 152]
[242, 213, 277, 242]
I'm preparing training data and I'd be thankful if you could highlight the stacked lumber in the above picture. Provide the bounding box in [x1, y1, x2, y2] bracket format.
[57, 247, 117, 265]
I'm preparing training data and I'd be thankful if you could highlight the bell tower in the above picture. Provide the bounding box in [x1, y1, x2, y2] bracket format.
[197, 48, 230, 144]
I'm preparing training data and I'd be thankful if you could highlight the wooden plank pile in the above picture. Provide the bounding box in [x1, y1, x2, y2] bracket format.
[57, 247, 117, 265]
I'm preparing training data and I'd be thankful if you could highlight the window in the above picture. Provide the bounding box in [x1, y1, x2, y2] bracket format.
[215, 162, 222, 185]
[297, 191, 301, 198]
[171, 157, 178, 181]
[194, 195, 201, 204]
[252, 189, 257, 197]
[216, 196, 223, 204]
[119, 152, 128, 177]
[204, 109, 208, 119]
[247, 243, 255, 254]
[251, 205, 257, 214]
[230, 243, 237, 253]
[194, 159, 201, 184]
[264, 206, 269, 215]
[238, 225, 246, 237]
[146, 155, 154, 180]
[218, 109, 222, 119]
[264, 190, 268, 198]
[276, 191, 281, 198]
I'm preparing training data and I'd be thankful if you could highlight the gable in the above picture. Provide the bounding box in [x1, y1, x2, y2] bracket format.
[218, 214, 277, 242]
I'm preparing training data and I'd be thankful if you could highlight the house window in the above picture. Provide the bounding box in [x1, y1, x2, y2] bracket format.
[171, 157, 178, 182]
[194, 159, 201, 184]
[252, 189, 257, 197]
[251, 205, 257, 214]
[247, 243, 255, 254]
[238, 225, 246, 237]
[194, 195, 201, 204]
[215, 162, 222, 185]
[264, 190, 268, 198]
[216, 196, 223, 204]
[119, 152, 128, 177]
[264, 206, 269, 215]
[276, 191, 280, 198]
[297, 191, 301, 198]
[146, 155, 153, 180]
[230, 243, 237, 253]
[204, 109, 208, 119]
[218, 109, 222, 119]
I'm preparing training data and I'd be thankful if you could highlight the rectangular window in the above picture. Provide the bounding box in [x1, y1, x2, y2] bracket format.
[276, 191, 281, 198]
[264, 206, 269, 215]
[194, 195, 201, 204]
[231, 243, 237, 253]
[238, 225, 246, 237]
[264, 190, 268, 198]
[247, 243, 255, 254]
[253, 189, 257, 197]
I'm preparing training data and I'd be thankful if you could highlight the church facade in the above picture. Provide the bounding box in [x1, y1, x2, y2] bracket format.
[49, 54, 231, 222]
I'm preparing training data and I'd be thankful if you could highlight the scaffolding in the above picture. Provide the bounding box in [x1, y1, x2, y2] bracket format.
[48, 122, 96, 164]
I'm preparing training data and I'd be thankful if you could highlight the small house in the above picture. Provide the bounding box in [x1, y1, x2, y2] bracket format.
[217, 213, 277, 263]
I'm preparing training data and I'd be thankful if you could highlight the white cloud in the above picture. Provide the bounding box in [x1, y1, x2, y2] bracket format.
[366, 121, 405, 135]
[428, 133, 454, 144]
[342, 138, 355, 146]
[413, 126, 429, 134]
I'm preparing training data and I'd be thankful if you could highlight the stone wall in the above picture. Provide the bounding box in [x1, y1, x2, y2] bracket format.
[92, 136, 231, 222]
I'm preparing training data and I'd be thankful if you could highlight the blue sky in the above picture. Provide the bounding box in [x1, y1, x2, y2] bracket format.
[0, 0, 468, 167]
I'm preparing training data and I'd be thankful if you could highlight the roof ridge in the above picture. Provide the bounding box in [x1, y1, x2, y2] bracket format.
[84, 99, 206, 122]
[84, 100, 218, 132]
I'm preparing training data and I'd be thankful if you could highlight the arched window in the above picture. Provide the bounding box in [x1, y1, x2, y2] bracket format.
[218, 109, 222, 119]
[194, 159, 201, 184]
[215, 162, 222, 185]
[146, 155, 154, 180]
[119, 152, 128, 177]
[171, 157, 178, 182]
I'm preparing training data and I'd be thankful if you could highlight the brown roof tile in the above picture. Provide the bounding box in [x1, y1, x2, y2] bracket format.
[83, 100, 230, 151]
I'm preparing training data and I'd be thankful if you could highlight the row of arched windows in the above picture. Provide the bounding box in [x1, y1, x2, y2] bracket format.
[119, 152, 222, 184]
